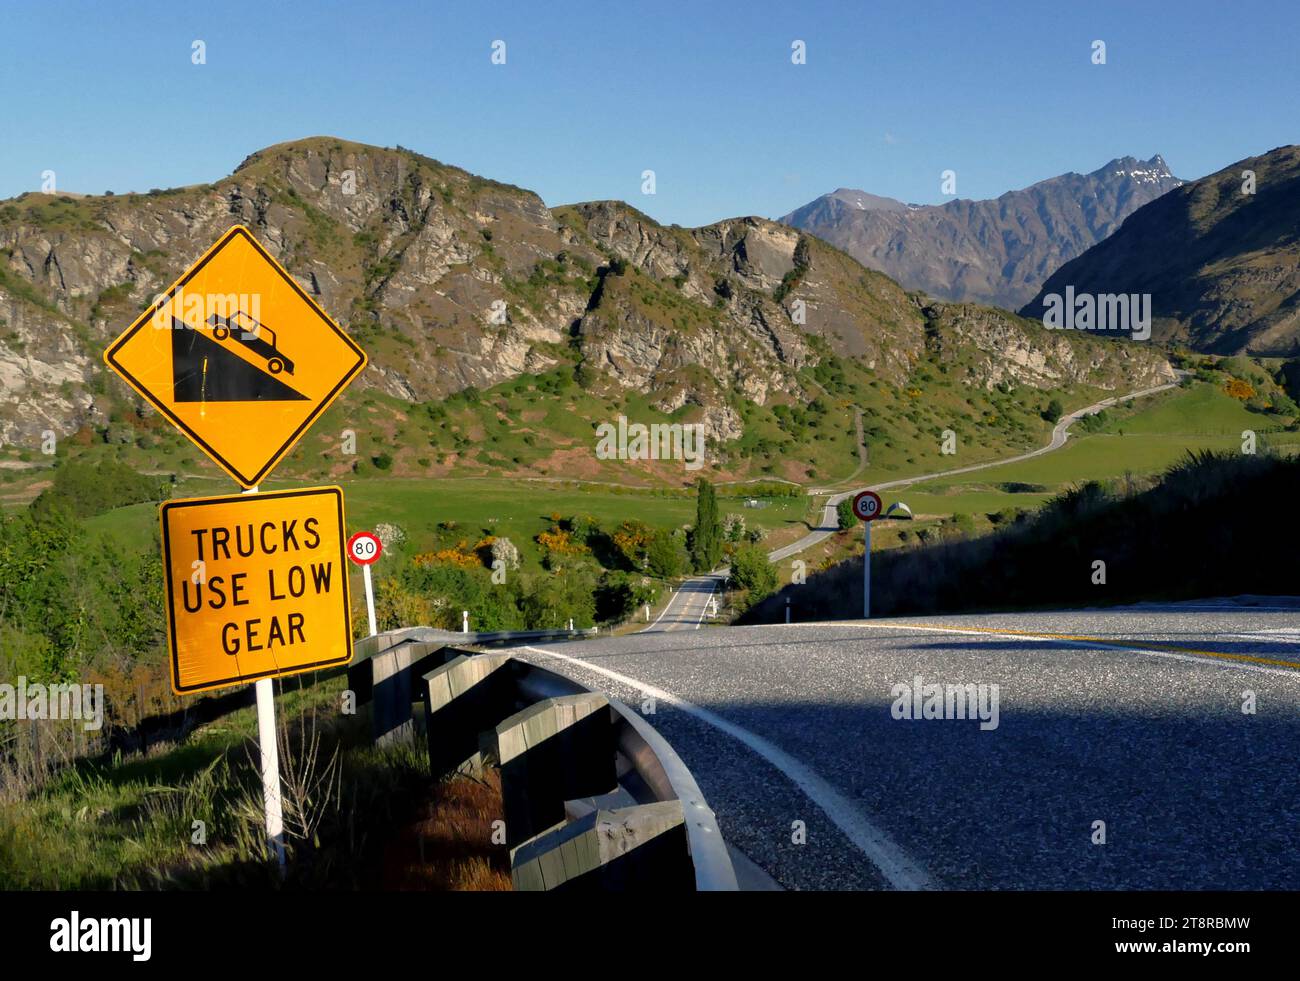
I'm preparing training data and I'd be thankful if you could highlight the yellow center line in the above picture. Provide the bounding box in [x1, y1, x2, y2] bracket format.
[830, 621, 1300, 671]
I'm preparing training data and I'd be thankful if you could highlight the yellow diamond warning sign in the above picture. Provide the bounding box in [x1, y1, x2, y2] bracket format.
[160, 486, 353, 694]
[104, 226, 367, 488]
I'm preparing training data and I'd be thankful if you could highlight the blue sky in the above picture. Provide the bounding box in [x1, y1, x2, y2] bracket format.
[1, 0, 1295, 226]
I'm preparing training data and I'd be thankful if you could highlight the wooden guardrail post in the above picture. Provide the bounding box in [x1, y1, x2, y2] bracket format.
[353, 641, 448, 745]
[491, 693, 618, 848]
[510, 800, 692, 891]
[421, 653, 517, 777]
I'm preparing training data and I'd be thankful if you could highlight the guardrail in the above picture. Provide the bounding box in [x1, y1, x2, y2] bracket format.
[348, 629, 738, 891]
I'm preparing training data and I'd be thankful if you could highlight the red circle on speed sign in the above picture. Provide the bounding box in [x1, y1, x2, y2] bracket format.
[347, 531, 383, 566]
[852, 491, 883, 522]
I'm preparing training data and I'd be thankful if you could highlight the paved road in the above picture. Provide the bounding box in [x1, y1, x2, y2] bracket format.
[516, 600, 1300, 890]
[640, 575, 723, 633]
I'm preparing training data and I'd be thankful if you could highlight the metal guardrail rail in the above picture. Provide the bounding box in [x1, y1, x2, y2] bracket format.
[348, 628, 738, 891]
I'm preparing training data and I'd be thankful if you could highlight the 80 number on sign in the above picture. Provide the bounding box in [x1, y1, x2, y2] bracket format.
[852, 490, 883, 522]
[346, 531, 383, 566]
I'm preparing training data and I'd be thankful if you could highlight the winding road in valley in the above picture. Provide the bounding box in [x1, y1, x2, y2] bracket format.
[769, 379, 1179, 563]
[642, 379, 1179, 633]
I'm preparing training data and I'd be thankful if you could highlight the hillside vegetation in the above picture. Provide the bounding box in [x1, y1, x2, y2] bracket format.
[744, 448, 1300, 622]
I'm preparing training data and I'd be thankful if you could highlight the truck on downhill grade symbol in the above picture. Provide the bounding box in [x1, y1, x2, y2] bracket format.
[207, 311, 296, 375]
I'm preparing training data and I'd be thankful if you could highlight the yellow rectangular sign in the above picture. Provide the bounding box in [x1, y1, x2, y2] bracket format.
[160, 486, 353, 695]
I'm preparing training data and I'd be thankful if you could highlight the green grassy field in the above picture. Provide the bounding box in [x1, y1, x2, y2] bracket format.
[84, 474, 812, 569]
[876, 382, 1300, 521]
[80, 381, 1296, 561]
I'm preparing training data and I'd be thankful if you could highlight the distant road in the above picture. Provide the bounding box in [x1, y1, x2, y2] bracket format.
[767, 379, 1178, 562]
[518, 601, 1300, 889]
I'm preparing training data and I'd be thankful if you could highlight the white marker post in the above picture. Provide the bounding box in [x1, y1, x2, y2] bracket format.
[852, 491, 883, 621]
[362, 565, 377, 637]
[346, 531, 383, 638]
[244, 485, 286, 873]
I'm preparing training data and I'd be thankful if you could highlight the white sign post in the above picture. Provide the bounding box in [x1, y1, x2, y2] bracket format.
[363, 565, 377, 637]
[243, 484, 286, 873]
[852, 491, 883, 620]
[346, 531, 383, 637]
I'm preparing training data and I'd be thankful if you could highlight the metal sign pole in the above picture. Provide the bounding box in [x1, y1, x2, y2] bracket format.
[362, 563, 378, 637]
[863, 520, 871, 620]
[243, 484, 286, 874]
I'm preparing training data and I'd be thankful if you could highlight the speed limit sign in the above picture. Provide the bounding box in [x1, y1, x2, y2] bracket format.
[347, 530, 383, 566]
[851, 491, 884, 620]
[851, 490, 883, 522]
[347, 531, 382, 638]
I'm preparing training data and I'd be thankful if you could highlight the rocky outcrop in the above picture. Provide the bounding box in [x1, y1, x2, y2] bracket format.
[923, 304, 1177, 390]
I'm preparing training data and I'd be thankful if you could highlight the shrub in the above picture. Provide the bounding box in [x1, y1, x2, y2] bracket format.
[611, 520, 655, 568]
[722, 512, 746, 542]
[1224, 378, 1256, 401]
[489, 536, 520, 571]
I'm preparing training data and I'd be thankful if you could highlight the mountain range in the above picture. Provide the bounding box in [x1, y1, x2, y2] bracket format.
[0, 138, 1174, 483]
[781, 156, 1184, 309]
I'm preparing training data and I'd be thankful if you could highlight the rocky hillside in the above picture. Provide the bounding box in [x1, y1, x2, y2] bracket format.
[0, 138, 1173, 474]
[781, 156, 1184, 309]
[1023, 145, 1300, 355]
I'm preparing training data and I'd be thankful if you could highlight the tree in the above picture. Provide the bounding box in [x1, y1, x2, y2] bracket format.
[521, 564, 597, 629]
[691, 478, 721, 572]
[646, 529, 686, 578]
[595, 571, 658, 622]
[730, 544, 777, 601]
[1042, 398, 1064, 423]
[837, 499, 855, 530]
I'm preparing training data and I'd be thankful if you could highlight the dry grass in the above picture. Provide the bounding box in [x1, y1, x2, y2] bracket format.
[381, 769, 511, 891]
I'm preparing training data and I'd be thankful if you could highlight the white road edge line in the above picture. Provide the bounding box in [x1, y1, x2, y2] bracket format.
[639, 582, 686, 633]
[520, 644, 935, 891]
[824, 621, 1300, 679]
[693, 582, 716, 630]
